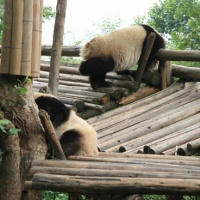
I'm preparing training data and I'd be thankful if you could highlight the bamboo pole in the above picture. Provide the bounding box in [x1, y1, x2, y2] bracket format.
[31, 0, 42, 77]
[10, 0, 23, 74]
[0, 0, 12, 73]
[21, 0, 33, 75]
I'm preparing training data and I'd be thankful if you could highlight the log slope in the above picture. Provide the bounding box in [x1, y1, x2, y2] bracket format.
[88, 82, 200, 155]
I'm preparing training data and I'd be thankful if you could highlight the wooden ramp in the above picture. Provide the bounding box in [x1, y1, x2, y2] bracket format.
[88, 82, 200, 155]
[26, 153, 200, 195]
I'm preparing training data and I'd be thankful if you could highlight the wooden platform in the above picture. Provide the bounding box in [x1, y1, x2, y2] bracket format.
[88, 82, 200, 155]
[26, 152, 200, 195]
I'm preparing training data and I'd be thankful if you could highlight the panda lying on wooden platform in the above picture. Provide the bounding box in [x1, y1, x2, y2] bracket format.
[34, 92, 99, 157]
[79, 24, 165, 89]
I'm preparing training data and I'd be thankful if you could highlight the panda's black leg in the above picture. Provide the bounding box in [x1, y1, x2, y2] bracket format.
[90, 74, 112, 89]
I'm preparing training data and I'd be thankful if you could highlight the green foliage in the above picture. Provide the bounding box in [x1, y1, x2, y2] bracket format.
[42, 191, 69, 200]
[13, 77, 32, 96]
[147, 0, 200, 50]
[43, 6, 56, 22]
[0, 119, 20, 135]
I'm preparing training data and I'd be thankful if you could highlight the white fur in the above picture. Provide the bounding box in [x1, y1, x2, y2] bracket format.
[34, 92, 99, 157]
[80, 26, 147, 71]
[56, 110, 99, 156]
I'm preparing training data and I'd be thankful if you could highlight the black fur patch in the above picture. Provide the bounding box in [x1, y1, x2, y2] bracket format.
[79, 56, 115, 89]
[35, 96, 71, 128]
[140, 24, 165, 68]
[59, 129, 82, 157]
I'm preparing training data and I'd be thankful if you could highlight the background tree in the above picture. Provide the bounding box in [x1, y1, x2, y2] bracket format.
[147, 0, 200, 50]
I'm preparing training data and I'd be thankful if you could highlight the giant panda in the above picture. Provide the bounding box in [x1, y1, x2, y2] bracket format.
[34, 92, 99, 157]
[79, 24, 165, 89]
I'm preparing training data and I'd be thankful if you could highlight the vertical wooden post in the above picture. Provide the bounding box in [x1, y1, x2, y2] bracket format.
[0, 0, 12, 73]
[31, 0, 43, 77]
[159, 61, 173, 89]
[10, 0, 23, 75]
[48, 0, 68, 96]
[21, 0, 33, 75]
[134, 32, 156, 84]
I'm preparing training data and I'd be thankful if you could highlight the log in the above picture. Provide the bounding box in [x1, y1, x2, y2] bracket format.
[41, 45, 81, 57]
[58, 92, 101, 105]
[142, 71, 161, 86]
[134, 32, 156, 83]
[172, 64, 200, 81]
[91, 82, 192, 131]
[95, 87, 122, 100]
[29, 165, 200, 180]
[187, 138, 200, 151]
[156, 49, 200, 61]
[38, 109, 66, 160]
[88, 82, 184, 124]
[118, 86, 159, 105]
[59, 97, 86, 112]
[111, 80, 140, 92]
[99, 97, 200, 152]
[159, 61, 173, 89]
[29, 173, 200, 195]
[84, 103, 106, 112]
[125, 118, 200, 154]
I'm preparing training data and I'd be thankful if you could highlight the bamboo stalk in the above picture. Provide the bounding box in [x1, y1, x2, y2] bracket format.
[31, 0, 42, 77]
[0, 0, 12, 73]
[10, 0, 23, 74]
[21, 0, 33, 75]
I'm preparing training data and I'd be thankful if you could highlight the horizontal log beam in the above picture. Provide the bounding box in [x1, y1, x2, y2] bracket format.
[172, 64, 200, 81]
[41, 45, 81, 57]
[156, 49, 200, 61]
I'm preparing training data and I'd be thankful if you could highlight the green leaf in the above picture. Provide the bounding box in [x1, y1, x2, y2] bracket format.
[9, 128, 21, 135]
[0, 119, 10, 125]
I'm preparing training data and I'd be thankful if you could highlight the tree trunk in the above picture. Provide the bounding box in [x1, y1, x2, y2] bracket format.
[48, 0, 68, 95]
[0, 75, 48, 200]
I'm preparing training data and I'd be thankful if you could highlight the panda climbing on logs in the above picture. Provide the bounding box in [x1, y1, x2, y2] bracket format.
[79, 24, 165, 89]
[34, 92, 99, 157]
